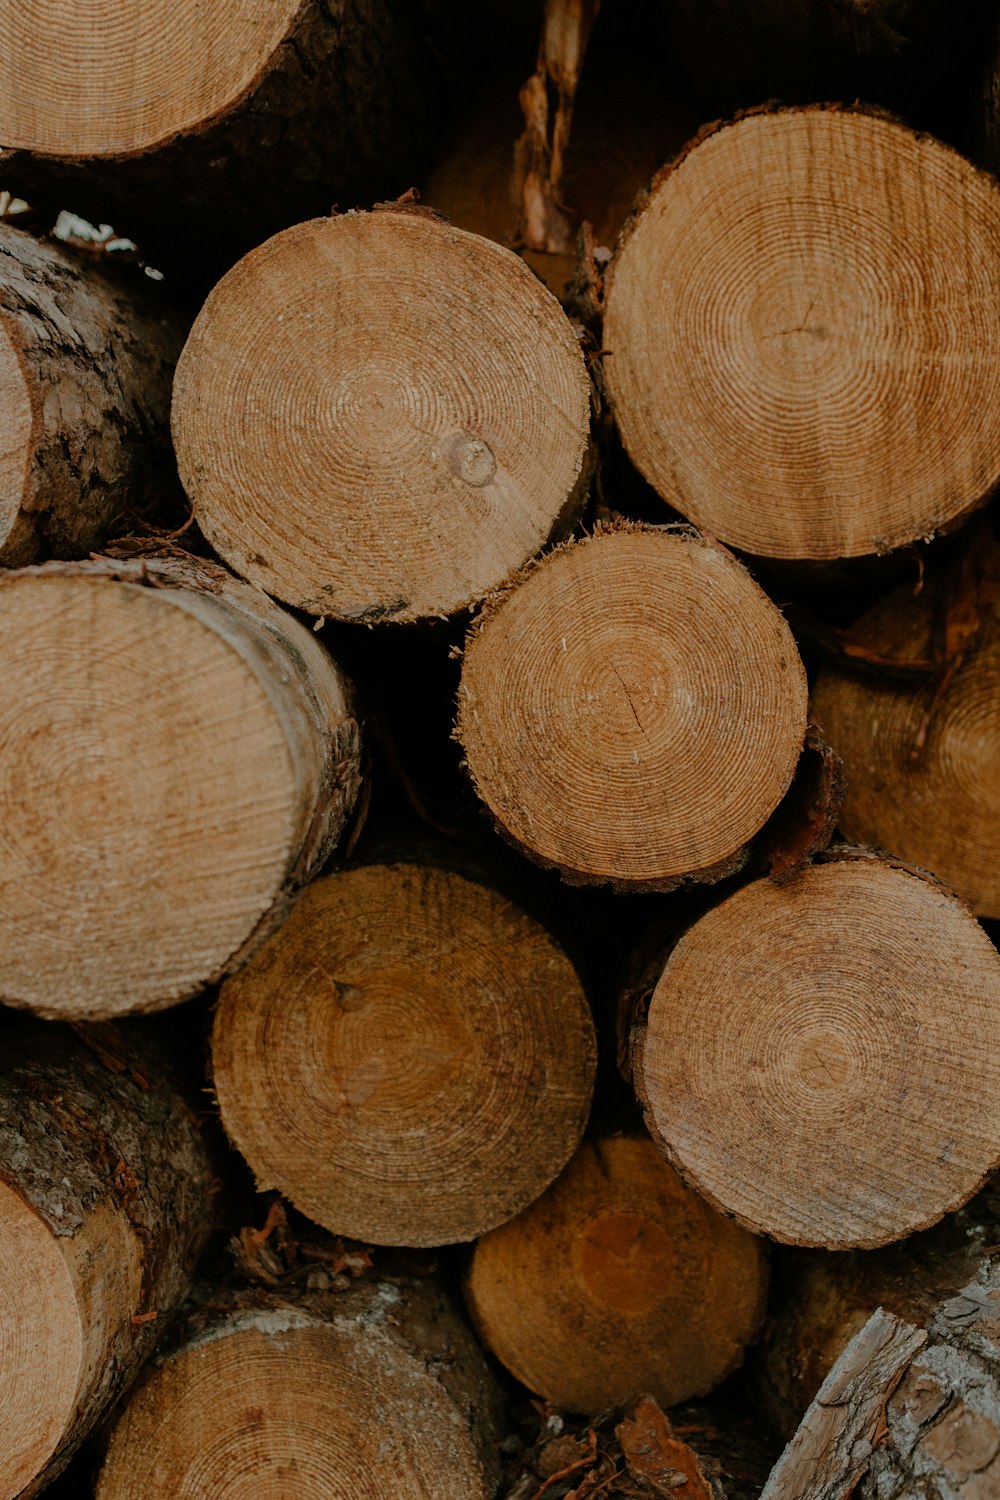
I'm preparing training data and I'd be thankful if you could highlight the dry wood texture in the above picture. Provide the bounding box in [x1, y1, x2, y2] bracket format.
[171, 208, 591, 622]
[0, 1024, 212, 1498]
[465, 1135, 767, 1416]
[812, 541, 1000, 916]
[754, 1186, 1000, 1438]
[0, 554, 361, 1020]
[0, 225, 181, 566]
[97, 1276, 502, 1498]
[632, 853, 1000, 1249]
[212, 859, 596, 1246]
[604, 108, 1000, 560]
[457, 526, 807, 889]
[0, 0, 437, 281]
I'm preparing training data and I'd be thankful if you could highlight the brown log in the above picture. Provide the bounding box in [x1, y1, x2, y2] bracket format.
[171, 207, 592, 622]
[96, 1274, 503, 1498]
[812, 527, 1000, 917]
[0, 1023, 213, 1499]
[456, 524, 808, 890]
[211, 856, 596, 1246]
[465, 1134, 767, 1416]
[630, 850, 1000, 1249]
[0, 224, 182, 566]
[0, 0, 441, 285]
[604, 106, 1000, 561]
[758, 1230, 1000, 1499]
[0, 553, 361, 1020]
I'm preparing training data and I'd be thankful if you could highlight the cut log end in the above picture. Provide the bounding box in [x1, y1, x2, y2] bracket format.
[97, 1313, 493, 1499]
[605, 108, 1000, 561]
[212, 860, 596, 1247]
[0, 559, 360, 1019]
[0, 1182, 82, 1499]
[634, 855, 1000, 1249]
[0, 0, 302, 158]
[457, 527, 808, 888]
[172, 210, 592, 622]
[465, 1135, 767, 1416]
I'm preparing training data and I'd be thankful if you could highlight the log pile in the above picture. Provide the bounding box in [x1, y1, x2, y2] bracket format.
[3, 1, 1000, 1496]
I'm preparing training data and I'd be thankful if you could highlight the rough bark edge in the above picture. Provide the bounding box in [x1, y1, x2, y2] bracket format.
[602, 102, 1000, 561]
[0, 551, 363, 1017]
[759, 1307, 927, 1500]
[454, 520, 807, 893]
[0, 225, 185, 566]
[0, 1024, 214, 1496]
[630, 847, 1000, 1251]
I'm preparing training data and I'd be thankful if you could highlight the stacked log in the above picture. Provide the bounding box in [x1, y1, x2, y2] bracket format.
[4, 5, 1000, 1498]
[0, 1024, 212, 1497]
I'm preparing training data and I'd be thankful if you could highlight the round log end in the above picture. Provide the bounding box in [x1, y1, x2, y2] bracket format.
[0, 0, 301, 158]
[212, 860, 597, 1246]
[635, 856, 1000, 1249]
[97, 1313, 493, 1498]
[0, 562, 359, 1019]
[465, 1135, 767, 1416]
[605, 108, 1000, 560]
[0, 1181, 82, 1499]
[457, 526, 808, 888]
[172, 210, 592, 623]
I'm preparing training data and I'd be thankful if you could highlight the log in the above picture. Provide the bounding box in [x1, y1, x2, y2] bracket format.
[0, 0, 441, 284]
[754, 1185, 1000, 1438]
[171, 207, 592, 622]
[456, 524, 808, 890]
[0, 553, 361, 1020]
[812, 531, 1000, 917]
[630, 851, 1000, 1250]
[0, 224, 182, 567]
[0, 1023, 213, 1498]
[96, 1274, 503, 1498]
[211, 857, 597, 1246]
[604, 107, 1000, 561]
[758, 1240, 1000, 1499]
[464, 1134, 767, 1416]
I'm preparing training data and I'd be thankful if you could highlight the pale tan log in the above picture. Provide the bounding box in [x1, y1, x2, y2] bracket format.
[0, 1024, 212, 1499]
[604, 107, 1000, 561]
[212, 858, 596, 1246]
[465, 1135, 767, 1416]
[456, 524, 807, 890]
[97, 1277, 502, 1499]
[632, 852, 1000, 1249]
[0, 1, 436, 281]
[0, 224, 181, 566]
[0, 554, 361, 1019]
[171, 208, 591, 622]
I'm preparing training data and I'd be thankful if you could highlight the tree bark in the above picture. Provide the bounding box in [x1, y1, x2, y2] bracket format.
[465, 1134, 768, 1417]
[0, 552, 362, 1020]
[171, 205, 592, 622]
[604, 106, 1000, 563]
[629, 851, 1000, 1249]
[0, 1022, 213, 1499]
[96, 1274, 503, 1498]
[211, 853, 596, 1246]
[456, 523, 807, 890]
[0, 0, 446, 288]
[0, 226, 183, 567]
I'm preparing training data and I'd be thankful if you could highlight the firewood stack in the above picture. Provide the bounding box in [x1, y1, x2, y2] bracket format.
[2, 0, 1000, 1495]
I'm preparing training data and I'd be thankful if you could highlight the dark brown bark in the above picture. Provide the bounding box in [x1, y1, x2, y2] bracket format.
[0, 1022, 213, 1497]
[0, 226, 183, 566]
[0, 1, 446, 291]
